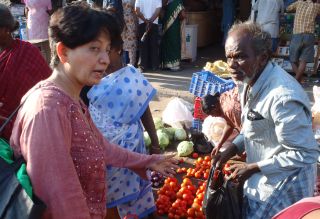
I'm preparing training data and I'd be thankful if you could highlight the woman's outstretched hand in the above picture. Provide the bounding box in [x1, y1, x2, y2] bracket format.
[148, 154, 179, 177]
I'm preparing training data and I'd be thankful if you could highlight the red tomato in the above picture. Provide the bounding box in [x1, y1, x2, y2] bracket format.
[182, 193, 192, 201]
[192, 152, 199, 159]
[192, 203, 201, 210]
[187, 208, 196, 217]
[204, 156, 211, 161]
[194, 171, 202, 179]
[176, 191, 183, 199]
[197, 157, 203, 163]
[168, 213, 174, 218]
[197, 193, 204, 201]
[194, 198, 201, 205]
[157, 209, 164, 215]
[169, 181, 177, 187]
[172, 202, 179, 208]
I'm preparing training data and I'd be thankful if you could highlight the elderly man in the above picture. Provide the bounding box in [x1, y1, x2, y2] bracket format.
[213, 21, 319, 218]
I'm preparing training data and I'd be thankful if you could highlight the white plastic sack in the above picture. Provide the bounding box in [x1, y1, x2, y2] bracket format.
[311, 86, 320, 139]
[162, 97, 193, 129]
[202, 116, 227, 145]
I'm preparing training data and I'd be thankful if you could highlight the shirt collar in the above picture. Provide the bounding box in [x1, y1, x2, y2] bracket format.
[250, 61, 274, 99]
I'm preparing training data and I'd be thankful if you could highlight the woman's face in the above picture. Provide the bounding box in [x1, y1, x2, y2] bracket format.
[64, 31, 111, 87]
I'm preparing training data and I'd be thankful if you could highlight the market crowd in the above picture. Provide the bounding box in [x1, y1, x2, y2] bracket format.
[0, 0, 320, 219]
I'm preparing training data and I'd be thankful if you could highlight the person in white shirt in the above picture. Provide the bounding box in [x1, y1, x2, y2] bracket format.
[253, 0, 284, 52]
[135, 0, 162, 72]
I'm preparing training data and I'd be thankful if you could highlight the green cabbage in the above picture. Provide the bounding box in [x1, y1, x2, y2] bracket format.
[177, 141, 194, 156]
[153, 117, 164, 130]
[174, 128, 187, 141]
[165, 127, 176, 141]
[157, 129, 169, 150]
[144, 132, 151, 148]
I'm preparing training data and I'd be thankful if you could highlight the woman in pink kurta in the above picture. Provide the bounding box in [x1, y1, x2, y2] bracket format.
[23, 0, 52, 40]
[10, 4, 177, 219]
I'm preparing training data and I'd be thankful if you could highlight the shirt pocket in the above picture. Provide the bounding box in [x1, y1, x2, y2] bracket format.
[243, 118, 268, 144]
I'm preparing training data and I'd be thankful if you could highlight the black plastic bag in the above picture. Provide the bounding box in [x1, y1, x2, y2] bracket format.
[202, 166, 243, 219]
[0, 155, 46, 219]
[190, 131, 213, 154]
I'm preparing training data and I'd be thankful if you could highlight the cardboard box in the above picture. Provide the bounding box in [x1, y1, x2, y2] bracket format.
[28, 39, 51, 64]
[186, 11, 215, 48]
[183, 24, 198, 62]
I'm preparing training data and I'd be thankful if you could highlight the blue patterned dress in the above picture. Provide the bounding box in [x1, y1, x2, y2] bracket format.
[88, 65, 157, 218]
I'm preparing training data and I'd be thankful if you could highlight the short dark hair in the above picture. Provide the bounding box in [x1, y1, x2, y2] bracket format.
[48, 2, 111, 67]
[201, 93, 221, 115]
[0, 3, 19, 32]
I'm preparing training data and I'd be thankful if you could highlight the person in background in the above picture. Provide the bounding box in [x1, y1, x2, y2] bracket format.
[253, 0, 284, 52]
[122, 0, 138, 66]
[23, 0, 53, 40]
[287, 0, 320, 83]
[213, 21, 319, 219]
[0, 3, 51, 141]
[87, 0, 125, 31]
[135, 0, 162, 72]
[10, 3, 177, 218]
[201, 87, 241, 156]
[222, 0, 237, 44]
[160, 0, 185, 71]
[88, 12, 160, 218]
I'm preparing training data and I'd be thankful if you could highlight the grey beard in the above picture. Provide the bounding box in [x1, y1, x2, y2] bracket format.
[239, 67, 258, 85]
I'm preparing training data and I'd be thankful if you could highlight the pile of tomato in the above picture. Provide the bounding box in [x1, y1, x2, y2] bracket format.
[155, 155, 213, 219]
[176, 155, 211, 180]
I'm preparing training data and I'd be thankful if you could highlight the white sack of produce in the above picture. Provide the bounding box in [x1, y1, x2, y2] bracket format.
[162, 97, 193, 129]
[202, 116, 227, 145]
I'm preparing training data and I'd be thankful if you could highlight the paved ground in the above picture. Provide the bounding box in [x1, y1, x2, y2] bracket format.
[147, 44, 319, 118]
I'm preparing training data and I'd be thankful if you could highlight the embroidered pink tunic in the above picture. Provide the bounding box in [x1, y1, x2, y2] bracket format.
[10, 81, 162, 219]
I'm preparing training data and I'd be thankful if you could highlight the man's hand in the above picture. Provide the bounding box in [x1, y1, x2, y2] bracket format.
[211, 143, 222, 156]
[147, 154, 179, 177]
[212, 142, 238, 169]
[229, 162, 260, 183]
